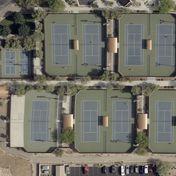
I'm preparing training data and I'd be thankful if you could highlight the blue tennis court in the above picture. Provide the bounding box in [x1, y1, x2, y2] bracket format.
[125, 25, 143, 66]
[81, 101, 100, 142]
[20, 51, 31, 75]
[31, 101, 50, 142]
[52, 25, 71, 65]
[155, 101, 174, 142]
[156, 25, 175, 66]
[112, 101, 131, 142]
[83, 24, 101, 65]
[5, 51, 16, 74]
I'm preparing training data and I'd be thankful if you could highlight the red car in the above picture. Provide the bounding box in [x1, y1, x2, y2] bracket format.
[84, 164, 88, 174]
[149, 165, 153, 174]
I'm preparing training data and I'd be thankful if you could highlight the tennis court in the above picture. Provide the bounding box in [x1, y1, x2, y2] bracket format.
[156, 25, 175, 66]
[112, 101, 131, 142]
[125, 24, 143, 66]
[52, 24, 71, 65]
[20, 51, 31, 75]
[31, 101, 50, 142]
[81, 101, 100, 142]
[155, 101, 174, 142]
[83, 24, 101, 65]
[5, 51, 16, 74]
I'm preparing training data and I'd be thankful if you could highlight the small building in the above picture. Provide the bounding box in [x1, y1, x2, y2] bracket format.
[108, 38, 117, 53]
[103, 116, 108, 127]
[63, 114, 73, 130]
[73, 40, 79, 50]
[55, 165, 66, 176]
[138, 114, 147, 129]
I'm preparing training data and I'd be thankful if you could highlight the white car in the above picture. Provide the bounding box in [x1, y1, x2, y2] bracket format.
[135, 165, 138, 173]
[126, 165, 129, 174]
[42, 165, 49, 170]
[121, 166, 125, 176]
[144, 165, 148, 174]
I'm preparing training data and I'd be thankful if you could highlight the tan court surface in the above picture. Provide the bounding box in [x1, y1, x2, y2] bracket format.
[119, 14, 176, 77]
[75, 90, 136, 153]
[24, 90, 58, 152]
[44, 14, 106, 77]
[149, 90, 176, 153]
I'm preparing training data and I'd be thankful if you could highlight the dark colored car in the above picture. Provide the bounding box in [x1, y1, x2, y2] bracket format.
[149, 165, 153, 174]
[111, 165, 116, 174]
[139, 166, 144, 174]
[84, 164, 88, 174]
[102, 166, 106, 173]
[153, 165, 157, 174]
[130, 165, 134, 174]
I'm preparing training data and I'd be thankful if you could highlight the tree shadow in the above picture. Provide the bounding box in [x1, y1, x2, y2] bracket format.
[51, 129, 57, 142]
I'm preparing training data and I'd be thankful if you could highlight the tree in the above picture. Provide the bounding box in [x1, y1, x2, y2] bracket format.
[57, 86, 65, 96]
[23, 37, 35, 51]
[116, 84, 125, 90]
[45, 0, 65, 13]
[33, 31, 44, 41]
[56, 149, 64, 157]
[111, 73, 119, 81]
[157, 0, 175, 14]
[32, 9, 47, 21]
[143, 86, 153, 97]
[4, 39, 10, 48]
[15, 83, 26, 96]
[13, 12, 24, 23]
[135, 131, 149, 149]
[156, 160, 171, 176]
[34, 75, 46, 84]
[36, 50, 43, 59]
[0, 26, 11, 37]
[131, 86, 141, 95]
[112, 9, 123, 20]
[102, 8, 112, 19]
[36, 84, 43, 92]
[26, 85, 34, 92]
[18, 0, 39, 9]
[151, 84, 160, 91]
[81, 76, 91, 84]
[46, 85, 54, 92]
[36, 24, 43, 32]
[100, 71, 111, 81]
[67, 84, 78, 96]
[106, 83, 113, 90]
[18, 24, 30, 37]
[60, 127, 75, 144]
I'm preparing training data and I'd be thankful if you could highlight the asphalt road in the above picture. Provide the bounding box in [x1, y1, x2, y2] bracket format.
[0, 0, 14, 13]
[69, 166, 156, 176]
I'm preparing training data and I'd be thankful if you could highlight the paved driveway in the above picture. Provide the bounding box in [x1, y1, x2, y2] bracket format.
[69, 166, 156, 176]
[0, 0, 14, 13]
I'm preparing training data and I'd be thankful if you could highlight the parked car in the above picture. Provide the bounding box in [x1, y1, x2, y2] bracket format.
[111, 165, 116, 174]
[153, 165, 157, 174]
[102, 166, 106, 173]
[126, 165, 129, 174]
[121, 165, 125, 176]
[135, 165, 139, 173]
[41, 165, 49, 170]
[130, 165, 134, 174]
[144, 165, 148, 174]
[65, 165, 70, 174]
[139, 166, 144, 174]
[43, 170, 50, 174]
[84, 164, 88, 174]
[149, 165, 153, 174]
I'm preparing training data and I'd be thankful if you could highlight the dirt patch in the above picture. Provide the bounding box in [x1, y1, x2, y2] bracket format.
[0, 147, 32, 176]
[0, 167, 12, 176]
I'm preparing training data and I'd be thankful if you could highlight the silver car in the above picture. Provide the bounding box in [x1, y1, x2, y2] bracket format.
[126, 166, 129, 174]
[121, 166, 125, 176]
[135, 165, 139, 173]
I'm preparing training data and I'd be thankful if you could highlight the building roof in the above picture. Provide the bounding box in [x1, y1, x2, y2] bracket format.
[138, 114, 147, 129]
[63, 114, 73, 130]
[10, 95, 25, 147]
[55, 166, 66, 176]
[103, 116, 108, 127]
[0, 86, 9, 98]
[119, 0, 132, 6]
[73, 40, 79, 50]
[147, 39, 152, 50]
[108, 38, 117, 53]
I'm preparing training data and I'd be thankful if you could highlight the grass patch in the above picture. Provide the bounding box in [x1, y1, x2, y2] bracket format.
[0, 14, 35, 35]
[137, 148, 147, 156]
[56, 149, 64, 157]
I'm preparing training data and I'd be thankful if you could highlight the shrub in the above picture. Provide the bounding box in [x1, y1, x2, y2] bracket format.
[135, 131, 148, 149]
[0, 26, 11, 37]
[67, 84, 78, 96]
[106, 83, 113, 90]
[57, 86, 65, 96]
[15, 83, 26, 96]
[23, 37, 35, 51]
[156, 159, 171, 176]
[137, 148, 147, 156]
[33, 31, 44, 41]
[119, 77, 127, 82]
[46, 85, 54, 92]
[34, 75, 46, 84]
[18, 24, 30, 37]
[81, 76, 91, 84]
[128, 77, 134, 83]
[102, 8, 112, 19]
[4, 39, 10, 48]
[36, 84, 43, 92]
[60, 127, 75, 144]
[46, 76, 52, 81]
[13, 12, 24, 23]
[45, 0, 65, 13]
[138, 108, 142, 112]
[116, 84, 125, 90]
[56, 149, 64, 157]
[0, 102, 3, 107]
[131, 86, 141, 95]
[55, 76, 61, 81]
[36, 49, 43, 59]
[26, 85, 34, 92]
[111, 73, 119, 81]
[89, 86, 96, 89]
[32, 9, 47, 21]
[100, 71, 111, 81]
[157, 0, 175, 14]
[92, 2, 99, 8]
[143, 86, 153, 97]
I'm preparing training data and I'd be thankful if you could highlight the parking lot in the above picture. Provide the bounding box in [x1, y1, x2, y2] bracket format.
[69, 166, 157, 176]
